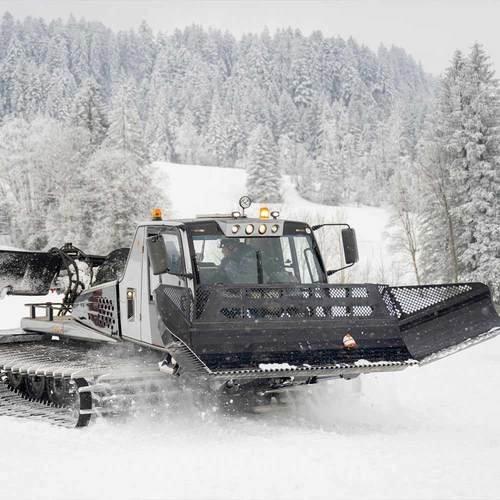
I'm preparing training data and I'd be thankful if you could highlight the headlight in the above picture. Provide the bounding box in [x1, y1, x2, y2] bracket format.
[232, 224, 240, 234]
[245, 224, 254, 235]
[271, 224, 279, 233]
[258, 224, 267, 234]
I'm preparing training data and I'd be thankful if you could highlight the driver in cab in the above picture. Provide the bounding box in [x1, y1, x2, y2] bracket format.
[218, 238, 258, 283]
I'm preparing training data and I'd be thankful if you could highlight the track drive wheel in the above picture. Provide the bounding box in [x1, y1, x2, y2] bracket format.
[7, 372, 24, 391]
[47, 377, 71, 406]
[25, 375, 46, 400]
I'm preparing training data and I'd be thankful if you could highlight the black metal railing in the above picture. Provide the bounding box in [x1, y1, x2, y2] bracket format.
[194, 283, 389, 322]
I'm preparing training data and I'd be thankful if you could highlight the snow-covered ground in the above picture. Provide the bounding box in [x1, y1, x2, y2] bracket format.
[1, 163, 499, 499]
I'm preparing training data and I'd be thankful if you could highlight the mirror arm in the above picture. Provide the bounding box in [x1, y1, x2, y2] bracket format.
[327, 263, 354, 276]
[312, 223, 351, 231]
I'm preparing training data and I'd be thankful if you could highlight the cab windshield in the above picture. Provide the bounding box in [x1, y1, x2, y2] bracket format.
[192, 232, 324, 285]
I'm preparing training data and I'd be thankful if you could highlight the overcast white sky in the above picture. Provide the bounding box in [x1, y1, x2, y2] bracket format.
[1, 0, 499, 75]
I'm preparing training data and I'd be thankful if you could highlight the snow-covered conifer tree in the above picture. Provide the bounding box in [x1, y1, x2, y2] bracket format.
[174, 111, 204, 164]
[450, 45, 500, 300]
[245, 124, 281, 203]
[205, 92, 230, 166]
[145, 88, 175, 162]
[104, 77, 146, 163]
[71, 77, 108, 147]
[45, 68, 77, 122]
[277, 91, 299, 140]
[290, 43, 314, 108]
[0, 12, 15, 61]
[0, 35, 27, 115]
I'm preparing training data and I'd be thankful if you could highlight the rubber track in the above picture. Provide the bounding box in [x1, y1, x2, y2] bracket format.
[0, 342, 167, 427]
[0, 383, 81, 427]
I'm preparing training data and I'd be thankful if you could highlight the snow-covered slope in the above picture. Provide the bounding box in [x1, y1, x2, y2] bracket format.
[0, 163, 499, 499]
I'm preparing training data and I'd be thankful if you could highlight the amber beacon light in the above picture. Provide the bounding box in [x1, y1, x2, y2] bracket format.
[259, 207, 270, 219]
[151, 208, 163, 221]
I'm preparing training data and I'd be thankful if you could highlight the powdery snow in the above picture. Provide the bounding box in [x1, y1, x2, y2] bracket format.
[0, 325, 499, 500]
[0, 163, 499, 499]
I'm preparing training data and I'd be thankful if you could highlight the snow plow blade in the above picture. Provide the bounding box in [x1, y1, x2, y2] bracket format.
[382, 283, 500, 362]
[156, 282, 500, 376]
[0, 250, 61, 296]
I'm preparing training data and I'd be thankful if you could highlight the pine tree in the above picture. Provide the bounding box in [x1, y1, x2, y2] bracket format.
[290, 43, 314, 108]
[71, 77, 108, 147]
[277, 91, 299, 140]
[25, 65, 44, 118]
[245, 124, 281, 203]
[70, 31, 91, 85]
[145, 88, 175, 162]
[45, 68, 77, 122]
[0, 35, 27, 115]
[318, 125, 344, 205]
[205, 92, 229, 166]
[46, 33, 70, 73]
[104, 77, 146, 163]
[136, 21, 156, 80]
[174, 111, 204, 164]
[0, 12, 15, 61]
[451, 45, 500, 300]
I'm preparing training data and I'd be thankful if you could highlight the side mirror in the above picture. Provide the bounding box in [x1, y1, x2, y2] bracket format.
[147, 235, 169, 275]
[341, 228, 359, 265]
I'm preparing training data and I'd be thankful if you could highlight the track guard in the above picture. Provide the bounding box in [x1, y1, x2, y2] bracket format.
[383, 283, 500, 361]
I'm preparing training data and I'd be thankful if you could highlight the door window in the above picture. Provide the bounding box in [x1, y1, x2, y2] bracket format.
[148, 227, 185, 299]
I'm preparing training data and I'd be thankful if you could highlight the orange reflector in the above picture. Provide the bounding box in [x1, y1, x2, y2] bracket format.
[151, 208, 163, 221]
[259, 207, 270, 219]
[343, 333, 358, 349]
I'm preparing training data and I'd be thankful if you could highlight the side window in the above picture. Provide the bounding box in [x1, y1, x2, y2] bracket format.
[162, 232, 183, 274]
[148, 228, 185, 300]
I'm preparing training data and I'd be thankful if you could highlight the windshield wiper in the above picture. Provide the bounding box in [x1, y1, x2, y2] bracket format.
[256, 250, 264, 284]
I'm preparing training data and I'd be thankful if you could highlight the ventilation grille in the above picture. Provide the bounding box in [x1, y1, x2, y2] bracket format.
[95, 296, 116, 329]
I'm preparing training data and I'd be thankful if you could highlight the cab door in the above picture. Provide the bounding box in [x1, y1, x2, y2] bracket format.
[141, 225, 191, 346]
[118, 226, 145, 342]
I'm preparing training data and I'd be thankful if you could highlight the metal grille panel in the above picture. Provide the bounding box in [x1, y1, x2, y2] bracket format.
[380, 284, 473, 320]
[159, 286, 193, 321]
[195, 285, 377, 321]
[96, 297, 115, 329]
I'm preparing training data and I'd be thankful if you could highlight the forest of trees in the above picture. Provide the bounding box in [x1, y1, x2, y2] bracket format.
[0, 13, 497, 299]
